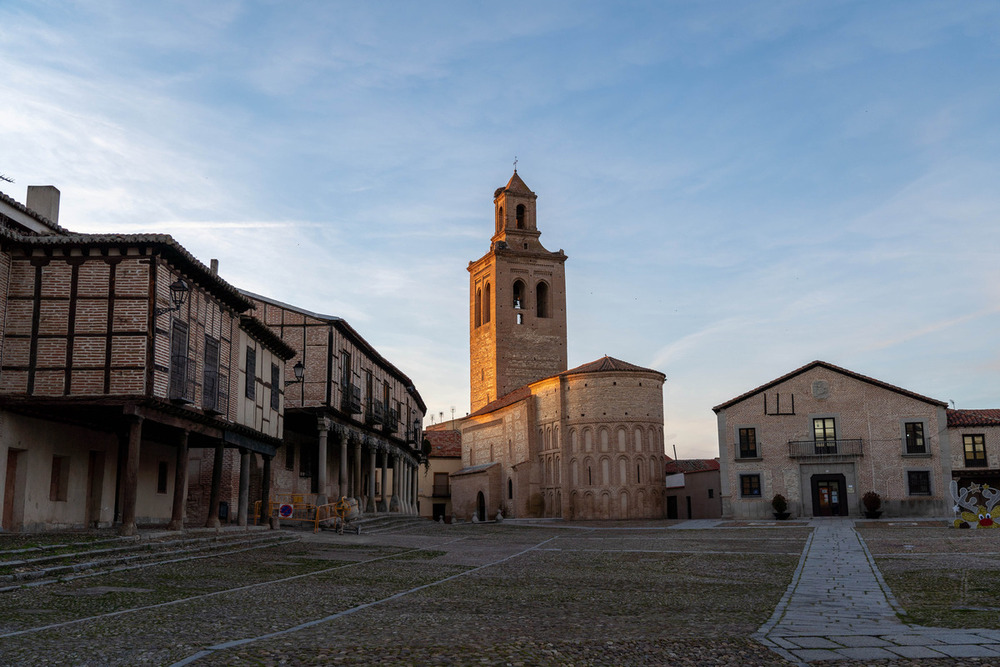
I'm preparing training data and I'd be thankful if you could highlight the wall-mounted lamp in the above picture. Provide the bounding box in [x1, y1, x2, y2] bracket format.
[154, 278, 189, 317]
[285, 360, 305, 386]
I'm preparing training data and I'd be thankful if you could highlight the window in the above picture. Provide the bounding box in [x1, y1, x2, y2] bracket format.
[536, 281, 549, 318]
[474, 288, 482, 327]
[433, 472, 450, 497]
[738, 428, 758, 458]
[516, 204, 525, 229]
[483, 283, 491, 323]
[813, 417, 836, 454]
[964, 434, 987, 467]
[270, 363, 281, 410]
[740, 474, 761, 497]
[49, 455, 69, 502]
[512, 280, 525, 309]
[904, 422, 926, 455]
[907, 470, 931, 496]
[157, 461, 169, 494]
[169, 320, 190, 401]
[708, 488, 715, 499]
[341, 351, 352, 386]
[285, 443, 295, 471]
[516, 313, 524, 325]
[203, 336, 220, 412]
[245, 347, 256, 400]
[508, 478, 513, 499]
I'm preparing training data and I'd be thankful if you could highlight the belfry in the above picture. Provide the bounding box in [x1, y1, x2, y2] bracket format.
[468, 171, 568, 411]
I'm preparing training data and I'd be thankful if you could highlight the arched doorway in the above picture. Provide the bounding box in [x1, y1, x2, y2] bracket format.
[476, 491, 486, 521]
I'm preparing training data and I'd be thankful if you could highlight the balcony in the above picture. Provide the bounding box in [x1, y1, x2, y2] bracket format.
[788, 439, 863, 460]
[341, 383, 361, 415]
[432, 484, 451, 498]
[384, 408, 399, 434]
[366, 399, 385, 426]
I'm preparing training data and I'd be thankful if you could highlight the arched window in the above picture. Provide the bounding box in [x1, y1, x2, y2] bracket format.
[497, 205, 504, 233]
[474, 288, 482, 328]
[483, 283, 491, 323]
[512, 280, 524, 309]
[536, 281, 549, 318]
[508, 478, 513, 499]
[516, 204, 525, 229]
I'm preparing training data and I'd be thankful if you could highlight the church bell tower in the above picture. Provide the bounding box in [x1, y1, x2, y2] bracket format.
[468, 171, 568, 412]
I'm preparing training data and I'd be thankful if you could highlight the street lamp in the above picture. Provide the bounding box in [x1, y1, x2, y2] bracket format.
[285, 360, 305, 386]
[154, 278, 189, 317]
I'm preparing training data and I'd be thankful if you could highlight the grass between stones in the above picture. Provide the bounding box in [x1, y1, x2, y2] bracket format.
[860, 523, 1000, 629]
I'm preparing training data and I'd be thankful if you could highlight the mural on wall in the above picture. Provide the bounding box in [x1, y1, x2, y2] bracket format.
[951, 480, 999, 529]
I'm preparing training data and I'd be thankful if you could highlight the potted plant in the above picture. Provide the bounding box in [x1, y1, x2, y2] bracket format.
[771, 493, 791, 520]
[862, 491, 882, 519]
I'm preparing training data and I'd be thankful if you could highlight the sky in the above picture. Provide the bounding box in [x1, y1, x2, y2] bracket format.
[2, 1, 999, 459]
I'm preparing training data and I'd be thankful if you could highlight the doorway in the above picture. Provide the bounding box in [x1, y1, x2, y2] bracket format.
[3, 449, 25, 531]
[667, 495, 678, 520]
[811, 474, 848, 517]
[476, 491, 486, 521]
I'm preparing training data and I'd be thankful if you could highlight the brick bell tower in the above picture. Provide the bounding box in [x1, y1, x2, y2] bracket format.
[468, 170, 568, 412]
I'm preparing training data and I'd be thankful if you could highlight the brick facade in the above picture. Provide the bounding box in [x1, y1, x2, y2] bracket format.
[715, 361, 952, 519]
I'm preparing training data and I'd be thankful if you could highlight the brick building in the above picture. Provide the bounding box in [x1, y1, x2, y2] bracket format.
[449, 172, 667, 520]
[418, 429, 462, 521]
[0, 185, 425, 532]
[714, 360, 953, 519]
[947, 409, 1000, 491]
[0, 186, 295, 533]
[243, 292, 426, 515]
[664, 458, 722, 520]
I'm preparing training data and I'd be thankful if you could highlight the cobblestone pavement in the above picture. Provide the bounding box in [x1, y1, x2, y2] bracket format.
[757, 517, 1000, 664]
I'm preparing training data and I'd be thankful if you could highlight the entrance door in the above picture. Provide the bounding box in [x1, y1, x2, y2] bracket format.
[811, 474, 848, 516]
[667, 495, 678, 520]
[476, 491, 486, 521]
[3, 449, 23, 531]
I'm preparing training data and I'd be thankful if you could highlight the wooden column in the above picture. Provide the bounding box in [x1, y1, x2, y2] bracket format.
[166, 430, 190, 531]
[260, 454, 275, 529]
[237, 447, 250, 527]
[205, 442, 224, 528]
[367, 447, 376, 514]
[119, 416, 144, 536]
[317, 418, 330, 505]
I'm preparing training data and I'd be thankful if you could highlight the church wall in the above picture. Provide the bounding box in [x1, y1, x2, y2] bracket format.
[561, 371, 666, 520]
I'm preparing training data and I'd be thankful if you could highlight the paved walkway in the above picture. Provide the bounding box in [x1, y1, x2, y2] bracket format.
[757, 518, 1000, 664]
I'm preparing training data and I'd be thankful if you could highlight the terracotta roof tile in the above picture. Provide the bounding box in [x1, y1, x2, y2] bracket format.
[425, 430, 462, 457]
[560, 355, 663, 377]
[948, 409, 1000, 427]
[664, 459, 720, 474]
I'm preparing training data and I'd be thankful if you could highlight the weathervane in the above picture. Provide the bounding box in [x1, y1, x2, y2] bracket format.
[513, 156, 518, 173]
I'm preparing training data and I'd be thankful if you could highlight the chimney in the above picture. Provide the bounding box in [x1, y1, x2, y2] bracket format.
[210, 259, 219, 275]
[26, 186, 60, 224]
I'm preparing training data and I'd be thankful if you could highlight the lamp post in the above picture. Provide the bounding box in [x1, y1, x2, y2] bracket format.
[285, 360, 305, 386]
[154, 278, 189, 317]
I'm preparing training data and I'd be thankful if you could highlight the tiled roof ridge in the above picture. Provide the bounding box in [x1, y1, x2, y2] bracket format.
[713, 360, 947, 412]
[561, 355, 664, 377]
[0, 189, 69, 234]
[947, 408, 1000, 427]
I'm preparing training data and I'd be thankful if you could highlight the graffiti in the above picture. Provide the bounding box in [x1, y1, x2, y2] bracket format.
[951, 480, 1000, 529]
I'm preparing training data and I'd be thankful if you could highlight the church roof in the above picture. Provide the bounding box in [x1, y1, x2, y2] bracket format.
[425, 430, 462, 457]
[664, 459, 721, 475]
[561, 355, 663, 377]
[494, 170, 535, 198]
[452, 462, 498, 476]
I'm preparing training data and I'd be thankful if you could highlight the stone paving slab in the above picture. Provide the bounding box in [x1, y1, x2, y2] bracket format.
[759, 518, 1000, 663]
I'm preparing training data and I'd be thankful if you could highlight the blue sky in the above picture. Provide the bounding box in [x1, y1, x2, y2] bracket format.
[2, 1, 999, 458]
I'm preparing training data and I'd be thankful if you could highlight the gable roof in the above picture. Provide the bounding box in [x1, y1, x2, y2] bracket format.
[468, 385, 533, 418]
[664, 459, 721, 475]
[0, 189, 68, 234]
[948, 409, 1000, 427]
[713, 360, 947, 412]
[425, 430, 462, 457]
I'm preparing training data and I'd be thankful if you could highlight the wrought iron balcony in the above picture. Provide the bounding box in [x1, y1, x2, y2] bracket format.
[384, 408, 399, 434]
[341, 383, 361, 414]
[788, 438, 863, 459]
[432, 484, 451, 498]
[366, 399, 385, 426]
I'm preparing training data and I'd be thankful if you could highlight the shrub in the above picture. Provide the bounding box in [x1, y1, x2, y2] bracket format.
[771, 493, 788, 513]
[862, 491, 882, 512]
